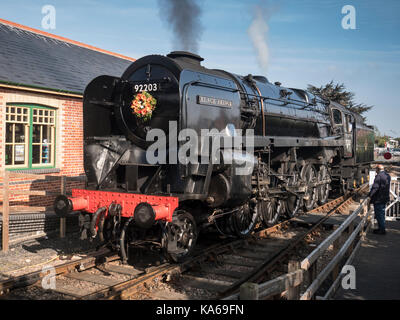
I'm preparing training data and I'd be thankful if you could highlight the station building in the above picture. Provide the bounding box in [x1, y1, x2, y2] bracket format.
[0, 18, 135, 211]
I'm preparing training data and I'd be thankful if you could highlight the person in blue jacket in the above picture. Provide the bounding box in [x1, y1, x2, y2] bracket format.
[368, 164, 391, 234]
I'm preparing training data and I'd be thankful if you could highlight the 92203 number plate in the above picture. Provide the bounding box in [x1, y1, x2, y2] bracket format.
[133, 83, 160, 93]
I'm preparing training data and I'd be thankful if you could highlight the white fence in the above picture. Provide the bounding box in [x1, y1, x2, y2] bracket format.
[224, 197, 371, 300]
[386, 179, 400, 220]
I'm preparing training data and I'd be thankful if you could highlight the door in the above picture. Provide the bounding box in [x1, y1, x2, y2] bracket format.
[343, 113, 354, 158]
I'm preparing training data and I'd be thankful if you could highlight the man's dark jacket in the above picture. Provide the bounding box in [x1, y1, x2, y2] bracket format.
[368, 170, 391, 204]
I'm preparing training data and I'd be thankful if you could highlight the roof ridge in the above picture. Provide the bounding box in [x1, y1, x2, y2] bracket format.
[0, 18, 136, 62]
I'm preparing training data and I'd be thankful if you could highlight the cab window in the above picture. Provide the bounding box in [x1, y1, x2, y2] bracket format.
[332, 109, 342, 125]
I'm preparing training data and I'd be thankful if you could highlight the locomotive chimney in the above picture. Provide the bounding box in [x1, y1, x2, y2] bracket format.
[167, 51, 204, 66]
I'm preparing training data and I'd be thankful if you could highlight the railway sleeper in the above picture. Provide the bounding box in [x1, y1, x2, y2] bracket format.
[194, 268, 245, 280]
[234, 250, 269, 260]
[221, 255, 260, 267]
[179, 274, 233, 292]
[64, 272, 122, 287]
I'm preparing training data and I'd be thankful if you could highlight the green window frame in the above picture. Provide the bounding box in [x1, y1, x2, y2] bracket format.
[5, 104, 56, 170]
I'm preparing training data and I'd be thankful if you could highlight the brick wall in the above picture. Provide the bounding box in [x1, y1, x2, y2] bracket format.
[60, 98, 84, 175]
[0, 91, 3, 173]
[0, 87, 86, 209]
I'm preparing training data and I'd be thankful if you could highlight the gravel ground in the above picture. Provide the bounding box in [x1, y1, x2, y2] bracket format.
[128, 279, 194, 300]
[0, 231, 101, 280]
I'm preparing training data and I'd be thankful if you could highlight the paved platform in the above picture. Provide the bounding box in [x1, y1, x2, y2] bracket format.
[334, 220, 400, 300]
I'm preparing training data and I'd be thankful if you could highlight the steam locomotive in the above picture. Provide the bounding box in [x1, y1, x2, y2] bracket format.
[54, 51, 374, 263]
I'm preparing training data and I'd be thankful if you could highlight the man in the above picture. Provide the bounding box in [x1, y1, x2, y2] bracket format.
[368, 164, 391, 234]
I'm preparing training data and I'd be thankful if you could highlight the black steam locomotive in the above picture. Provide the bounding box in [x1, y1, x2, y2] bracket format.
[54, 51, 374, 263]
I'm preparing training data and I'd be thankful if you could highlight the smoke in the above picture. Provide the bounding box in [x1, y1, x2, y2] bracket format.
[247, 4, 273, 73]
[158, 0, 203, 53]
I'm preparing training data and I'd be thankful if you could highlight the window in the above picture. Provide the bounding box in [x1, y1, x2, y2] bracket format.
[5, 105, 56, 169]
[5, 106, 29, 167]
[345, 114, 354, 133]
[332, 109, 342, 125]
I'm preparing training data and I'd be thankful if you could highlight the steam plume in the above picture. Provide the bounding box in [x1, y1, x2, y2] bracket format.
[158, 0, 203, 53]
[247, 5, 271, 73]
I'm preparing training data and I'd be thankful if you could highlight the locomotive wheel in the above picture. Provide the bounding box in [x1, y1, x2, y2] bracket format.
[286, 195, 301, 218]
[259, 199, 282, 227]
[230, 203, 259, 238]
[162, 210, 197, 263]
[285, 166, 302, 218]
[301, 163, 318, 211]
[317, 165, 330, 205]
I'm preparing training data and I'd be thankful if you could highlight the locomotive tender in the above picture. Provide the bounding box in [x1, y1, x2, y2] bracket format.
[54, 51, 374, 262]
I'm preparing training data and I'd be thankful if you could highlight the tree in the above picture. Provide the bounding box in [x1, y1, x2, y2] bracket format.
[307, 81, 373, 120]
[373, 126, 381, 137]
[375, 135, 390, 148]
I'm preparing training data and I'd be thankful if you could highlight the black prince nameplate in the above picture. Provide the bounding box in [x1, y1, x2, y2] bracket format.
[197, 95, 233, 108]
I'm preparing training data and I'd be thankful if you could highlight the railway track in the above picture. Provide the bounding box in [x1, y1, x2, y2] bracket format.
[0, 184, 368, 300]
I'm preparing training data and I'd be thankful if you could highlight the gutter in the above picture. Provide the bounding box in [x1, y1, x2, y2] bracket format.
[0, 80, 83, 98]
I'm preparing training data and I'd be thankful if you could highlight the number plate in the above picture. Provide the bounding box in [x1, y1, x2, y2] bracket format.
[133, 82, 160, 93]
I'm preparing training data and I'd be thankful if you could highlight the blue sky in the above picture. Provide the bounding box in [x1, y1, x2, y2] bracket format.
[1, 0, 399, 136]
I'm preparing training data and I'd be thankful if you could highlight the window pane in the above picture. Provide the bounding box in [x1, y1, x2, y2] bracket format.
[23, 108, 28, 114]
[17, 108, 21, 114]
[14, 145, 25, 165]
[14, 123, 25, 143]
[333, 110, 342, 124]
[33, 125, 41, 143]
[42, 143, 51, 164]
[42, 125, 52, 143]
[6, 123, 13, 143]
[32, 145, 41, 164]
[5, 145, 12, 165]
